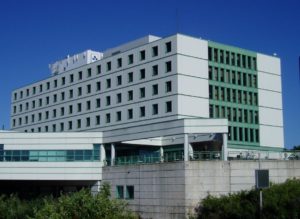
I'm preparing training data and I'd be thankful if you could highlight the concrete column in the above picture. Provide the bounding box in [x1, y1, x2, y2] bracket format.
[184, 134, 189, 161]
[222, 133, 228, 161]
[160, 146, 164, 162]
[111, 144, 115, 166]
[100, 144, 106, 164]
[91, 180, 101, 195]
[189, 144, 194, 160]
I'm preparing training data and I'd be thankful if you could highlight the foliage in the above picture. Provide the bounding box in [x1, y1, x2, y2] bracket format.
[192, 178, 300, 219]
[0, 183, 137, 219]
[292, 145, 300, 150]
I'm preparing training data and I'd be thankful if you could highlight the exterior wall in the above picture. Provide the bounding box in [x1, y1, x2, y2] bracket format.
[257, 54, 284, 148]
[103, 160, 300, 219]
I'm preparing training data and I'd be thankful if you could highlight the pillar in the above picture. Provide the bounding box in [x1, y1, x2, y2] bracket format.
[91, 180, 101, 195]
[184, 134, 189, 161]
[100, 144, 106, 164]
[111, 143, 115, 166]
[160, 146, 164, 162]
[189, 144, 194, 160]
[222, 133, 228, 161]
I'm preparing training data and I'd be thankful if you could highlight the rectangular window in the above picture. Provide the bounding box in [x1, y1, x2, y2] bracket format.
[52, 124, 56, 132]
[96, 115, 100, 125]
[214, 48, 218, 62]
[166, 101, 172, 113]
[26, 89, 29, 96]
[140, 69, 145, 79]
[46, 82, 50, 90]
[53, 94, 57, 103]
[78, 71, 83, 80]
[128, 109, 133, 119]
[208, 47, 212, 61]
[165, 81, 172, 93]
[152, 84, 158, 95]
[128, 72, 133, 83]
[152, 65, 158, 76]
[106, 96, 111, 106]
[77, 103, 82, 112]
[140, 87, 145, 98]
[106, 79, 111, 88]
[86, 100, 91, 110]
[140, 50, 146, 61]
[87, 84, 91, 94]
[126, 186, 134, 200]
[117, 93, 122, 103]
[61, 92, 65, 101]
[60, 122, 64, 131]
[33, 86, 36, 95]
[70, 74, 74, 83]
[39, 98, 42, 107]
[97, 65, 101, 74]
[107, 61, 111, 71]
[116, 111, 122, 121]
[165, 41, 172, 53]
[69, 105, 73, 114]
[117, 75, 122, 86]
[128, 90, 133, 101]
[54, 80, 57, 88]
[117, 58, 122, 68]
[68, 121, 72, 130]
[116, 186, 124, 199]
[96, 81, 101, 91]
[60, 107, 65, 116]
[39, 84, 43, 93]
[152, 46, 158, 57]
[77, 119, 81, 128]
[166, 61, 172, 72]
[69, 89, 73, 99]
[140, 106, 145, 117]
[96, 98, 101, 108]
[86, 117, 91, 127]
[106, 113, 111, 123]
[61, 77, 65, 85]
[152, 104, 158, 115]
[87, 68, 92, 77]
[128, 54, 134, 64]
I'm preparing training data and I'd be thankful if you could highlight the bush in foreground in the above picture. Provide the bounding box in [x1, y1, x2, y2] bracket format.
[192, 178, 300, 219]
[0, 183, 137, 219]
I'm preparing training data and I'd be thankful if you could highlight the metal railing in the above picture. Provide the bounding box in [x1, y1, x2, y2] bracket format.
[114, 154, 161, 166]
[228, 150, 300, 160]
[190, 151, 221, 161]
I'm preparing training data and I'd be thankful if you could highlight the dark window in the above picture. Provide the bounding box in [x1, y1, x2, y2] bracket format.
[165, 41, 172, 53]
[166, 61, 172, 72]
[140, 87, 145, 98]
[128, 72, 133, 83]
[96, 115, 100, 125]
[78, 87, 82, 96]
[86, 100, 91, 110]
[69, 89, 73, 99]
[86, 117, 90, 127]
[107, 61, 111, 71]
[87, 68, 92, 77]
[46, 82, 50, 89]
[61, 77, 65, 85]
[117, 75, 122, 85]
[128, 54, 134, 64]
[152, 46, 158, 57]
[128, 90, 133, 101]
[166, 81, 172, 92]
[70, 74, 74, 83]
[116, 186, 124, 199]
[116, 111, 122, 121]
[97, 65, 101, 74]
[106, 113, 111, 123]
[152, 104, 158, 115]
[96, 98, 101, 108]
[77, 103, 82, 112]
[106, 96, 111, 106]
[117, 58, 122, 68]
[117, 93, 122, 103]
[78, 71, 83, 80]
[140, 50, 146, 60]
[166, 101, 172, 113]
[152, 84, 158, 95]
[152, 65, 158, 76]
[140, 69, 145, 79]
[126, 186, 134, 200]
[128, 109, 133, 119]
[140, 106, 145, 117]
[106, 79, 111, 88]
[208, 47, 212, 61]
[96, 81, 101, 91]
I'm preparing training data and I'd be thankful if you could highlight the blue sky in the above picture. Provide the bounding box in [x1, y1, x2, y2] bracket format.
[0, 0, 299, 148]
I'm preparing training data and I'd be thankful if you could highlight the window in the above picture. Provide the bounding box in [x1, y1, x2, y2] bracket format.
[97, 65, 101, 74]
[53, 94, 57, 103]
[60, 107, 65, 116]
[152, 46, 158, 57]
[86, 117, 90, 127]
[86, 100, 91, 110]
[45, 111, 49, 120]
[61, 92, 65, 101]
[128, 54, 134, 64]
[77, 103, 82, 112]
[152, 84, 158, 95]
[61, 77, 65, 85]
[39, 98, 42, 107]
[69, 105, 73, 114]
[87, 68, 92, 77]
[77, 119, 81, 128]
[128, 90, 133, 101]
[54, 80, 58, 88]
[46, 96, 50, 105]
[96, 81, 101, 91]
[128, 109, 133, 119]
[60, 122, 64, 131]
[52, 124, 56, 132]
[140, 50, 146, 60]
[96, 98, 101, 108]
[165, 81, 172, 92]
[128, 72, 133, 83]
[33, 87, 36, 95]
[116, 186, 124, 199]
[45, 126, 48, 132]
[152, 104, 158, 115]
[78, 87, 82, 96]
[140, 87, 145, 98]
[117, 58, 122, 68]
[126, 186, 134, 200]
[117, 93, 122, 103]
[106, 79, 111, 88]
[87, 84, 91, 94]
[31, 114, 35, 122]
[140, 69, 145, 79]
[107, 61, 111, 71]
[140, 106, 145, 117]
[69, 89, 73, 99]
[78, 71, 83, 80]
[26, 89, 29, 96]
[106, 113, 111, 123]
[96, 115, 100, 125]
[117, 75, 122, 86]
[116, 111, 122, 121]
[32, 100, 35, 109]
[39, 84, 43, 93]
[70, 74, 74, 83]
[152, 65, 158, 76]
[106, 96, 111, 106]
[68, 121, 72, 130]
[166, 61, 172, 72]
[165, 41, 172, 53]
[166, 101, 172, 113]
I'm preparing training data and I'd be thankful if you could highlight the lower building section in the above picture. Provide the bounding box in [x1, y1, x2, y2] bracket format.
[103, 160, 300, 219]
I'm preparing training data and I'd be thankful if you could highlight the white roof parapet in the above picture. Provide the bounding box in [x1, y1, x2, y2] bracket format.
[49, 50, 103, 75]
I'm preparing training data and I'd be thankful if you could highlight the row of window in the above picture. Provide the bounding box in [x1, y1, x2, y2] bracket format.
[228, 126, 259, 143]
[208, 46, 257, 70]
[116, 185, 134, 200]
[13, 44, 173, 101]
[12, 81, 173, 115]
[209, 104, 259, 124]
[15, 101, 173, 132]
[208, 66, 257, 88]
[209, 85, 258, 106]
